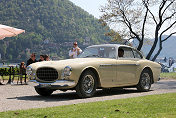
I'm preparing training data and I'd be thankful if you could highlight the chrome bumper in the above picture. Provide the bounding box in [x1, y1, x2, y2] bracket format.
[28, 80, 76, 88]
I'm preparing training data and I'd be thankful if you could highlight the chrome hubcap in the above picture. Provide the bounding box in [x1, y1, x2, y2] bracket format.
[141, 73, 151, 90]
[82, 75, 94, 94]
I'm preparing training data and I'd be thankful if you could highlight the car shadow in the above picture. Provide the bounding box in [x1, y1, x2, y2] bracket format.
[7, 88, 149, 102]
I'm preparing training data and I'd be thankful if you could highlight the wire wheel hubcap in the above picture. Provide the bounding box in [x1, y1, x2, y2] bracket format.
[82, 75, 95, 94]
[141, 72, 151, 90]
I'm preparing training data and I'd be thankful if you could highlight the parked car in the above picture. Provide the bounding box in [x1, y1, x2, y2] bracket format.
[27, 44, 161, 98]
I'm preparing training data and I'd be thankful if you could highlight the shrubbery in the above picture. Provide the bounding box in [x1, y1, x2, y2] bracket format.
[0, 67, 20, 76]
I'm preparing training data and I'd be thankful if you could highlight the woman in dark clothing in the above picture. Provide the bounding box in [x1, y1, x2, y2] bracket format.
[38, 55, 45, 62]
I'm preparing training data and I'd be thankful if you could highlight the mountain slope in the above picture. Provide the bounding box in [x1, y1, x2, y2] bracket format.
[133, 35, 176, 59]
[0, 0, 110, 62]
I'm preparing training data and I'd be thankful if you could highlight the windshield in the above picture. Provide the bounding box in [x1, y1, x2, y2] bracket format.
[79, 46, 116, 59]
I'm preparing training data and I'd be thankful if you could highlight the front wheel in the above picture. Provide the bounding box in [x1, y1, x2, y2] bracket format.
[35, 87, 53, 96]
[76, 70, 97, 98]
[137, 69, 152, 92]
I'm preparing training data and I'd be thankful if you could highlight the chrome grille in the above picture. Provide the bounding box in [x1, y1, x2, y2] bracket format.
[36, 67, 58, 81]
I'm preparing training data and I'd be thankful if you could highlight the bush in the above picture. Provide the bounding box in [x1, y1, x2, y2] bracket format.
[0, 67, 20, 76]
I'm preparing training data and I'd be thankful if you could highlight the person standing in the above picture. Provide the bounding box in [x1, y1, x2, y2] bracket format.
[69, 42, 82, 58]
[38, 55, 45, 62]
[26, 53, 38, 66]
[19, 62, 27, 84]
[44, 55, 51, 61]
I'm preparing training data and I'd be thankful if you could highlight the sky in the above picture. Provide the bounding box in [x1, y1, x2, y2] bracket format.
[69, 0, 107, 18]
[69, 0, 175, 36]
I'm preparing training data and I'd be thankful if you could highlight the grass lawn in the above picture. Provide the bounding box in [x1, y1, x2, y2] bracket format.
[0, 93, 176, 118]
[160, 72, 176, 79]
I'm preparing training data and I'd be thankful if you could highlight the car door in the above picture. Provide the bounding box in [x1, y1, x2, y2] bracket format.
[115, 47, 140, 86]
[98, 47, 117, 87]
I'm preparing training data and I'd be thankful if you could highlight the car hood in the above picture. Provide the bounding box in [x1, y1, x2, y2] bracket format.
[29, 58, 115, 70]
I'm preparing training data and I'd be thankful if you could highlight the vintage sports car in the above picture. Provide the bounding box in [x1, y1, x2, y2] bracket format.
[27, 44, 161, 98]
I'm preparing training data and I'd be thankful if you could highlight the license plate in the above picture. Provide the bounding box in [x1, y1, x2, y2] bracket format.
[39, 84, 51, 87]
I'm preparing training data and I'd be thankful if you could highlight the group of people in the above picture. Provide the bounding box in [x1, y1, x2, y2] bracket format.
[15, 54, 50, 84]
[26, 53, 50, 66]
[0, 42, 81, 85]
[24, 41, 81, 69]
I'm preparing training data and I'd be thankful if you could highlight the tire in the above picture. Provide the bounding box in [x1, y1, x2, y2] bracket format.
[76, 70, 97, 98]
[35, 87, 53, 96]
[137, 69, 152, 92]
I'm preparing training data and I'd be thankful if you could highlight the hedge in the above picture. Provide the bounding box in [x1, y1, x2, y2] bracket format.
[0, 67, 20, 76]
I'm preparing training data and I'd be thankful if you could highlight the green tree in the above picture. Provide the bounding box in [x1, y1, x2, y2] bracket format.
[0, 0, 110, 62]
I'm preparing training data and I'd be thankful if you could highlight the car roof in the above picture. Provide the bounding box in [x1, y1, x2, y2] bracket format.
[87, 44, 132, 49]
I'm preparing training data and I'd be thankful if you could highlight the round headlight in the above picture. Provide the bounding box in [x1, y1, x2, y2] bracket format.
[63, 66, 72, 76]
[26, 66, 32, 75]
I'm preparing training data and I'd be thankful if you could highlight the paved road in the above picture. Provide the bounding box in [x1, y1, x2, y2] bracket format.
[0, 79, 176, 112]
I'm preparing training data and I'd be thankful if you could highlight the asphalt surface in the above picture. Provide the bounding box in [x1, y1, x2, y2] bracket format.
[0, 79, 176, 112]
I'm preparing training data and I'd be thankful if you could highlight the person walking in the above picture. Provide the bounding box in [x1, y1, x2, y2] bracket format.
[69, 42, 82, 58]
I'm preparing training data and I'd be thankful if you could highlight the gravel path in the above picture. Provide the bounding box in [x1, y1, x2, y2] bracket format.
[0, 79, 176, 112]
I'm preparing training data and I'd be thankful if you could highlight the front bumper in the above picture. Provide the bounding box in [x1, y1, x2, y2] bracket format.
[28, 80, 76, 88]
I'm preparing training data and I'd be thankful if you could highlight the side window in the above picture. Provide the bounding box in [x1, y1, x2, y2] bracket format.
[98, 47, 116, 59]
[108, 47, 116, 59]
[118, 47, 134, 58]
[133, 49, 143, 59]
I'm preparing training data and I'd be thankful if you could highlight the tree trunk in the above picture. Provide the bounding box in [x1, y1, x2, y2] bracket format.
[137, 39, 143, 51]
[146, 27, 159, 60]
[151, 45, 162, 61]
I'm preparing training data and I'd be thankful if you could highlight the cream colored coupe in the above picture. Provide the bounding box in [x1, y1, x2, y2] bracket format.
[27, 44, 161, 98]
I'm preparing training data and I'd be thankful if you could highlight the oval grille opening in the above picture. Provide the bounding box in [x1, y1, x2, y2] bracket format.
[36, 67, 58, 81]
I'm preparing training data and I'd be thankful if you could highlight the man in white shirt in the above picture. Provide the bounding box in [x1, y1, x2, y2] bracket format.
[69, 42, 82, 58]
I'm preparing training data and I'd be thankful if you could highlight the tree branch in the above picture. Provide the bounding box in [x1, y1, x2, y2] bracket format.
[141, 7, 149, 41]
[161, 0, 175, 16]
[120, 10, 141, 42]
[157, 0, 167, 30]
[159, 0, 167, 10]
[142, 0, 157, 24]
[160, 20, 176, 36]
[162, 12, 176, 25]
[162, 32, 176, 42]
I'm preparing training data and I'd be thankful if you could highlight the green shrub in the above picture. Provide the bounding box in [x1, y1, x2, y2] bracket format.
[0, 67, 20, 75]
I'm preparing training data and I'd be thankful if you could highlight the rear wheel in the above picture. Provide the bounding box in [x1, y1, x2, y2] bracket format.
[76, 70, 97, 98]
[35, 87, 53, 96]
[137, 69, 152, 92]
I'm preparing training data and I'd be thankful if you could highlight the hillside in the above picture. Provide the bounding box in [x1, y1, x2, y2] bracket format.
[0, 0, 110, 62]
[133, 35, 176, 59]
[153, 35, 176, 59]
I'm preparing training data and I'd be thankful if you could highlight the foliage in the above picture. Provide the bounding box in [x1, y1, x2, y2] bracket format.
[0, 93, 176, 117]
[105, 29, 122, 43]
[0, 67, 20, 76]
[100, 0, 176, 61]
[0, 0, 110, 62]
